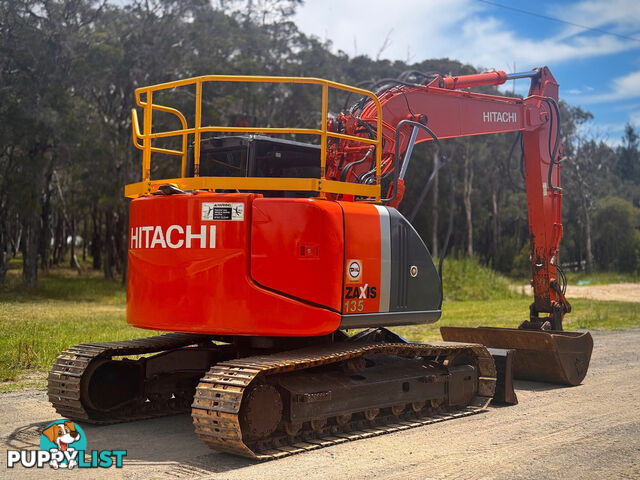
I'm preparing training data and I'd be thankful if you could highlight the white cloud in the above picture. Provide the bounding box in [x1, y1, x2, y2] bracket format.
[293, 0, 640, 71]
[548, 0, 640, 40]
[581, 70, 640, 103]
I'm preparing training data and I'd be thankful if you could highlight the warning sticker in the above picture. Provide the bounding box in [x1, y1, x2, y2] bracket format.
[346, 259, 362, 283]
[202, 202, 245, 221]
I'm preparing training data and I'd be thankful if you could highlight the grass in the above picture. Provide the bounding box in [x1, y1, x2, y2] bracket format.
[0, 258, 638, 392]
[0, 265, 148, 391]
[396, 297, 640, 343]
[441, 255, 518, 301]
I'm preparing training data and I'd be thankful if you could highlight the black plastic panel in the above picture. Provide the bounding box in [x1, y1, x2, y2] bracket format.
[388, 208, 442, 312]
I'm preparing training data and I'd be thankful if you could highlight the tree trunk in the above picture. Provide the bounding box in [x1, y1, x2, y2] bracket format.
[491, 186, 499, 263]
[39, 158, 56, 272]
[12, 220, 22, 257]
[121, 205, 129, 285]
[82, 214, 88, 262]
[69, 215, 80, 272]
[578, 178, 594, 273]
[431, 151, 439, 258]
[103, 210, 113, 280]
[39, 187, 52, 272]
[0, 218, 11, 284]
[52, 214, 64, 265]
[91, 204, 102, 270]
[0, 250, 9, 284]
[462, 141, 473, 257]
[22, 213, 40, 286]
[113, 208, 126, 275]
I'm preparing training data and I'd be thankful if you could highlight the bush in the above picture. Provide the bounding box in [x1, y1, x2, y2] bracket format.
[593, 196, 640, 273]
[441, 254, 517, 301]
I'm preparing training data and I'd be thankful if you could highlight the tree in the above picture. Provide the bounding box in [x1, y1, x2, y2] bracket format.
[593, 196, 640, 273]
[616, 123, 640, 183]
[462, 138, 473, 257]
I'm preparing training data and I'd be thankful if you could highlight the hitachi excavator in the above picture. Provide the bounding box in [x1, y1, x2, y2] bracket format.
[48, 66, 593, 460]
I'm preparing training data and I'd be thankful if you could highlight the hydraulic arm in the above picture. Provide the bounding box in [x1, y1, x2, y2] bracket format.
[327, 67, 571, 329]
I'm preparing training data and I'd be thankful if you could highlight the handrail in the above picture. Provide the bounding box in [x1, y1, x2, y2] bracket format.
[126, 75, 383, 200]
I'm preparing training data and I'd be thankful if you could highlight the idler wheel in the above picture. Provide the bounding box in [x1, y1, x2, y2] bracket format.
[240, 383, 283, 439]
[310, 418, 327, 432]
[284, 421, 302, 437]
[335, 413, 351, 426]
[364, 408, 379, 421]
[391, 404, 405, 416]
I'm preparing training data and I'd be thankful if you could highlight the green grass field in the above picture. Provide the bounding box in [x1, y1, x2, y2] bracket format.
[0, 259, 638, 391]
[0, 266, 147, 391]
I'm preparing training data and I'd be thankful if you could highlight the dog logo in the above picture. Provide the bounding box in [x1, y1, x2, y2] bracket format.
[8, 419, 126, 469]
[39, 420, 87, 469]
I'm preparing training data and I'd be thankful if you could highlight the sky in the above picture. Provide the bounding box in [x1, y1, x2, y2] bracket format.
[293, 0, 640, 146]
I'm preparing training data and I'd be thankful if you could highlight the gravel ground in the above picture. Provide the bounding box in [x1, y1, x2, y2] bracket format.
[1, 329, 639, 479]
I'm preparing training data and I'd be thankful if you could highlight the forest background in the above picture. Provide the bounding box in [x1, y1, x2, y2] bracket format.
[1, 0, 639, 288]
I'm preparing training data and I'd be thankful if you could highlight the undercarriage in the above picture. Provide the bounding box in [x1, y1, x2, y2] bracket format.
[48, 329, 495, 459]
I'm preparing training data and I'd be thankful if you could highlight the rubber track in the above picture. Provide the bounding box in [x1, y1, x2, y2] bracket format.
[48, 333, 214, 424]
[192, 341, 496, 460]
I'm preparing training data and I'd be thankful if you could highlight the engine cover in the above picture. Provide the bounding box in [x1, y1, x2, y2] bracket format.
[126, 193, 441, 336]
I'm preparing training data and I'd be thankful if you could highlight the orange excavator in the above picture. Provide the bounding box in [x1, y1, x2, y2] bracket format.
[48, 67, 592, 459]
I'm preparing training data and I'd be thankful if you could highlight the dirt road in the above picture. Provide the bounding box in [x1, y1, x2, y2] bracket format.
[2, 329, 639, 479]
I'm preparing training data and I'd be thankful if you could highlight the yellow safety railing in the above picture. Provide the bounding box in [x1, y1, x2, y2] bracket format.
[125, 75, 383, 200]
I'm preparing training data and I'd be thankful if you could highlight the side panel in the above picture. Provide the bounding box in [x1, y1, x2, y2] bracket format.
[127, 193, 340, 336]
[340, 202, 383, 315]
[250, 198, 344, 311]
[340, 205, 442, 328]
[388, 208, 442, 312]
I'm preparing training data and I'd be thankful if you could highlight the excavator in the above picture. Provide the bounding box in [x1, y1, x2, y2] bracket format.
[48, 66, 593, 460]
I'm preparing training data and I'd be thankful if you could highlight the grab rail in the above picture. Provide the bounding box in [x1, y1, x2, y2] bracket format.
[126, 75, 383, 200]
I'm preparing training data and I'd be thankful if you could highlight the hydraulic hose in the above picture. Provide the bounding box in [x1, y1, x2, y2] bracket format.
[544, 97, 562, 191]
[386, 119, 454, 299]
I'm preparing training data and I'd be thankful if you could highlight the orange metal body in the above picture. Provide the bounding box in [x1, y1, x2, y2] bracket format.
[250, 198, 344, 311]
[341, 202, 383, 314]
[127, 193, 386, 336]
[127, 67, 571, 335]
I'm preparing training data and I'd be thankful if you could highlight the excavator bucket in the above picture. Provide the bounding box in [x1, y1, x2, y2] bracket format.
[440, 327, 593, 386]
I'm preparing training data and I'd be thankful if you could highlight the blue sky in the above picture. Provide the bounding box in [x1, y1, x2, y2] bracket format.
[293, 0, 640, 146]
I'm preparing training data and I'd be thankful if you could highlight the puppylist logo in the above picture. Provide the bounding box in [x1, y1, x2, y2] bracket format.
[7, 420, 126, 470]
